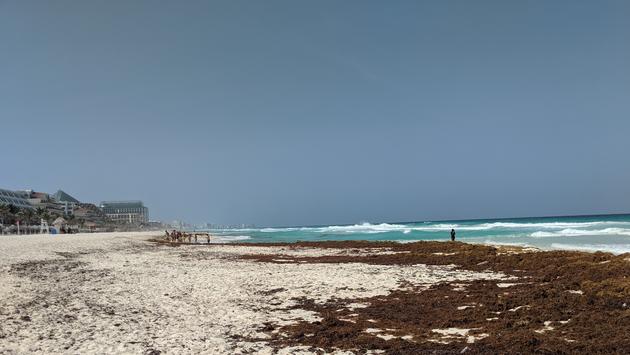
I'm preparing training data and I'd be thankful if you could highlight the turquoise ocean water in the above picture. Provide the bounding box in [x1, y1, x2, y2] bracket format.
[203, 214, 630, 254]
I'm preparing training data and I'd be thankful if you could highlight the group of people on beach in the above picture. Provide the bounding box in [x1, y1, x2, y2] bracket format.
[164, 229, 456, 243]
[164, 230, 212, 244]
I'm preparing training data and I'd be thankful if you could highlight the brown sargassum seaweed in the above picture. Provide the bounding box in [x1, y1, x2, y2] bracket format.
[236, 241, 630, 354]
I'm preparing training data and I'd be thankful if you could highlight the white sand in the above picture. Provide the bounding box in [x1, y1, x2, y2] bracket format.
[0, 232, 512, 354]
[431, 328, 489, 344]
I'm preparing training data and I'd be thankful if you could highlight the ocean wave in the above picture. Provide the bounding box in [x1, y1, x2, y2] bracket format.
[215, 235, 251, 242]
[531, 228, 630, 238]
[475, 240, 534, 248]
[312, 223, 406, 234]
[550, 243, 630, 254]
[260, 227, 300, 233]
[438, 221, 630, 231]
[207, 228, 258, 233]
[297, 222, 457, 234]
[256, 221, 630, 234]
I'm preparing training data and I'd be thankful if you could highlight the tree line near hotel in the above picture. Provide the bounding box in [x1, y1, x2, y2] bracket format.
[0, 204, 107, 230]
[0, 204, 57, 226]
[0, 188, 163, 234]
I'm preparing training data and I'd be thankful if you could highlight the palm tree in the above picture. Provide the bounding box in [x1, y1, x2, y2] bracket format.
[34, 207, 51, 223]
[17, 208, 37, 225]
[7, 204, 19, 214]
[0, 204, 17, 225]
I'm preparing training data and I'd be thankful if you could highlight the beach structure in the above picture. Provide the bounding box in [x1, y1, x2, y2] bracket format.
[83, 221, 98, 231]
[39, 219, 50, 234]
[100, 200, 149, 224]
[52, 217, 67, 232]
[0, 188, 33, 210]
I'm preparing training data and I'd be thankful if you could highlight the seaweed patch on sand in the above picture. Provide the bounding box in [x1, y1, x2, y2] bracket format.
[236, 241, 630, 354]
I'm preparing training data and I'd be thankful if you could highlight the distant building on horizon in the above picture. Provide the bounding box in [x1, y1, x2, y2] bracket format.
[100, 200, 148, 224]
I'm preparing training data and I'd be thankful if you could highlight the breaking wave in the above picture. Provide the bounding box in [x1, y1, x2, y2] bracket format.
[260, 227, 300, 233]
[213, 215, 630, 252]
[255, 221, 630, 234]
[531, 228, 630, 238]
[214, 235, 251, 242]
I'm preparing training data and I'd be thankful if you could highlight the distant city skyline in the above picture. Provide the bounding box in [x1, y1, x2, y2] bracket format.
[2, 1, 629, 226]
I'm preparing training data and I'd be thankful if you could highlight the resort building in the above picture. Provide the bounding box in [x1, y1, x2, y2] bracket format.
[14, 189, 81, 216]
[73, 203, 109, 224]
[24, 190, 67, 216]
[99, 201, 149, 224]
[51, 189, 80, 215]
[0, 188, 33, 209]
[52, 190, 80, 204]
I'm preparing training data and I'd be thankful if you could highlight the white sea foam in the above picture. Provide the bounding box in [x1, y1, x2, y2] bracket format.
[310, 223, 411, 234]
[441, 221, 630, 231]
[531, 228, 630, 238]
[473, 240, 534, 248]
[215, 235, 251, 242]
[259, 227, 300, 233]
[550, 243, 630, 254]
[217, 223, 630, 254]
[257, 221, 630, 235]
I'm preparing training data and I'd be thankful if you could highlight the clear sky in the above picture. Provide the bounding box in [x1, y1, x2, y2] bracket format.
[1, 1, 629, 226]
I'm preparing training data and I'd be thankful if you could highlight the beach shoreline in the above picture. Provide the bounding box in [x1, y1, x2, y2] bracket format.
[1, 232, 628, 353]
[190, 214, 630, 255]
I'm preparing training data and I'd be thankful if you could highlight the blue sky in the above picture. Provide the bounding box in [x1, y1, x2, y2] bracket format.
[1, 1, 629, 226]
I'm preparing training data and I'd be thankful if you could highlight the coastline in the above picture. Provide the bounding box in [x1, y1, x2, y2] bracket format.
[201, 214, 630, 255]
[1, 233, 628, 353]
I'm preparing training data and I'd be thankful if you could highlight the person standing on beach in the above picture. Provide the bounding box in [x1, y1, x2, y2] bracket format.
[450, 229, 456, 241]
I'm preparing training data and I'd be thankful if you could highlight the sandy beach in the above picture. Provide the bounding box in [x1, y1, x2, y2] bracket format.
[1, 233, 628, 354]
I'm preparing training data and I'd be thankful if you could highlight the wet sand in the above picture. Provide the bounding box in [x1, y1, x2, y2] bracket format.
[1, 233, 629, 354]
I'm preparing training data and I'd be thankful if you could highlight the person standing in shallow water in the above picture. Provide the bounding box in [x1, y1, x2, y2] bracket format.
[450, 229, 456, 241]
